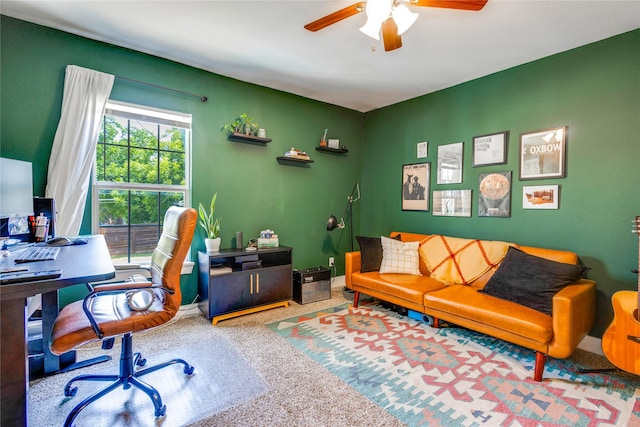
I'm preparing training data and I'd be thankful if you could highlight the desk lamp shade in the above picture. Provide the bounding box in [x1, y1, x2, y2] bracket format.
[326, 215, 345, 231]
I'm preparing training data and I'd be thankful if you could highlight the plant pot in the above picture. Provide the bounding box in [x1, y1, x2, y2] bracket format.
[205, 237, 221, 252]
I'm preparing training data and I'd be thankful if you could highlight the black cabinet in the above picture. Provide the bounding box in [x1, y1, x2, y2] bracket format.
[198, 247, 292, 325]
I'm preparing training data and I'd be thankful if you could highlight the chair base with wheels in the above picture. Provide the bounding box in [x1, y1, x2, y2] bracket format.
[61, 332, 194, 427]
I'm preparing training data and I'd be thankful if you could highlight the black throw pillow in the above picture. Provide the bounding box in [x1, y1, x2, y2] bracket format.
[356, 234, 401, 273]
[479, 246, 588, 316]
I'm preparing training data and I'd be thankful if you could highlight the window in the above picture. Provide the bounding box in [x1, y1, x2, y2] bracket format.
[93, 100, 191, 265]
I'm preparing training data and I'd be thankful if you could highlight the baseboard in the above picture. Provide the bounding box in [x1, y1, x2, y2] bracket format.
[578, 334, 603, 356]
[331, 274, 346, 289]
[177, 303, 201, 319]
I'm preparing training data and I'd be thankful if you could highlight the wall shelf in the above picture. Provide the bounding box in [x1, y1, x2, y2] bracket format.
[228, 132, 272, 144]
[276, 156, 313, 165]
[315, 146, 348, 154]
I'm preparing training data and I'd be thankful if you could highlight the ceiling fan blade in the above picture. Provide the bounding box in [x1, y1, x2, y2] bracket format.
[409, 0, 488, 11]
[304, 2, 366, 32]
[381, 18, 402, 52]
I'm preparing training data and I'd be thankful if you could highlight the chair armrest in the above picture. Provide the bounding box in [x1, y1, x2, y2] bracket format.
[548, 279, 596, 358]
[91, 280, 152, 293]
[345, 251, 361, 289]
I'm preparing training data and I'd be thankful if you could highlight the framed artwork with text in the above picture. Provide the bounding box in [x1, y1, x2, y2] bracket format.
[519, 126, 566, 180]
[402, 163, 430, 211]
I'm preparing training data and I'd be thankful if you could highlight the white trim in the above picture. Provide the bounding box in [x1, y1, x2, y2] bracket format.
[331, 274, 346, 289]
[105, 100, 192, 128]
[577, 334, 603, 356]
[176, 303, 201, 319]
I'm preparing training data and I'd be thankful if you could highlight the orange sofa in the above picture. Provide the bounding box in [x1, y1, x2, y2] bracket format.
[345, 232, 596, 382]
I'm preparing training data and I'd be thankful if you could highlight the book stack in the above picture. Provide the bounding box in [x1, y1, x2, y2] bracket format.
[283, 147, 310, 160]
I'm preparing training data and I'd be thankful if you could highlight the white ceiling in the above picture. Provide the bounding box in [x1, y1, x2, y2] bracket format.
[2, 1, 639, 112]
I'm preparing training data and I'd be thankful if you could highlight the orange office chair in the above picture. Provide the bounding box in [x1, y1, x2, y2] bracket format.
[49, 206, 197, 427]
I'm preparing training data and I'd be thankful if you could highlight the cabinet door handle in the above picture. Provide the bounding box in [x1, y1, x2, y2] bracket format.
[250, 274, 254, 294]
[256, 273, 260, 293]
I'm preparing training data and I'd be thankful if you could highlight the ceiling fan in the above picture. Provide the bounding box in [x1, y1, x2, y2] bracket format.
[304, 0, 488, 52]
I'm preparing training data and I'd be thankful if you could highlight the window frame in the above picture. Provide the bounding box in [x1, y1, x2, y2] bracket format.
[92, 100, 192, 266]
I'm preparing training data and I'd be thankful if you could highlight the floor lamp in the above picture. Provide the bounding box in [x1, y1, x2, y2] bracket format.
[326, 182, 360, 252]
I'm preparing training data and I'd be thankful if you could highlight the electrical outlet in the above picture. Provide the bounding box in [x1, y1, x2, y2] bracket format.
[329, 257, 335, 267]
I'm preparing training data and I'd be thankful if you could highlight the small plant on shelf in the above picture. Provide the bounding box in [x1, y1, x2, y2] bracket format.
[222, 113, 259, 136]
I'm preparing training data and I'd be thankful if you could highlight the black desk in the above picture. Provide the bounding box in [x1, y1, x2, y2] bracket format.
[0, 235, 115, 427]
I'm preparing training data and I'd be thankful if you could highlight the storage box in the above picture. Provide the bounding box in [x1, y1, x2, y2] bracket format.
[293, 266, 331, 304]
[257, 237, 279, 248]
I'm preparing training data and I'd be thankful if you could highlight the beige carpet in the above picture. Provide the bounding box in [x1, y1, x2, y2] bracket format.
[29, 284, 619, 427]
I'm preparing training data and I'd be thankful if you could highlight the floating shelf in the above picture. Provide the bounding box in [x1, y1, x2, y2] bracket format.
[228, 132, 272, 144]
[315, 146, 348, 154]
[276, 156, 314, 164]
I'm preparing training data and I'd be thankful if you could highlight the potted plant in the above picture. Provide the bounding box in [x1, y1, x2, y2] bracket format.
[222, 118, 242, 135]
[239, 113, 258, 135]
[199, 193, 221, 252]
[222, 113, 259, 136]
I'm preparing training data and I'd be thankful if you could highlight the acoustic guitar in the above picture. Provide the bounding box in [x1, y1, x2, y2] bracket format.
[601, 216, 640, 375]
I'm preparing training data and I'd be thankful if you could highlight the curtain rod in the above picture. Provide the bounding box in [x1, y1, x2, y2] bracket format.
[115, 76, 208, 102]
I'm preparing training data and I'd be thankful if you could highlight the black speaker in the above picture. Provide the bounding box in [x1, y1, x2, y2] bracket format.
[33, 197, 56, 239]
[293, 266, 331, 304]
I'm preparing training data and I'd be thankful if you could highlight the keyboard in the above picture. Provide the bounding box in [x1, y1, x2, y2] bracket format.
[15, 246, 61, 264]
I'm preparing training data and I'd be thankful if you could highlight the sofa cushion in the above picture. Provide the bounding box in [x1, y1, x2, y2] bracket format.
[356, 234, 401, 273]
[379, 236, 422, 275]
[424, 285, 553, 344]
[479, 247, 587, 316]
[351, 271, 446, 306]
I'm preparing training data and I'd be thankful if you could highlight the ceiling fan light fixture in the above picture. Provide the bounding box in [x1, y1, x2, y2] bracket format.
[359, 18, 382, 40]
[360, 0, 393, 40]
[392, 4, 419, 35]
[365, 0, 393, 20]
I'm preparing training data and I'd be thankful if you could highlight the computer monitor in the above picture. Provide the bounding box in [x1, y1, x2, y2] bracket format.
[0, 157, 34, 241]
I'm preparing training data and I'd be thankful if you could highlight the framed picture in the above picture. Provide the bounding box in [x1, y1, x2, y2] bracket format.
[437, 142, 463, 184]
[523, 185, 559, 209]
[417, 141, 428, 159]
[432, 190, 472, 217]
[478, 171, 511, 217]
[519, 126, 566, 180]
[402, 163, 430, 211]
[473, 131, 508, 166]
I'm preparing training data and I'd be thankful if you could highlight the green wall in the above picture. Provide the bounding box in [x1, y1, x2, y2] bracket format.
[2, 15, 638, 337]
[0, 16, 363, 306]
[362, 29, 640, 336]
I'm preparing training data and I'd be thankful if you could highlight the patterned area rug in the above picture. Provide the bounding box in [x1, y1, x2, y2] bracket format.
[268, 303, 640, 427]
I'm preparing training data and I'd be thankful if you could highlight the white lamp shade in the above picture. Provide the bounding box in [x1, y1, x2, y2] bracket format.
[359, 18, 382, 40]
[360, 0, 393, 40]
[365, 0, 393, 21]
[392, 4, 418, 36]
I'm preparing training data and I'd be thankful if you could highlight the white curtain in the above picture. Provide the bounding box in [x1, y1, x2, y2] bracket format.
[45, 65, 114, 236]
